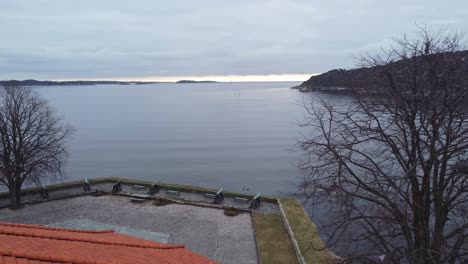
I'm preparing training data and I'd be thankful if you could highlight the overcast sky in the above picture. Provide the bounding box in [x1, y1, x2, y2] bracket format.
[0, 0, 467, 81]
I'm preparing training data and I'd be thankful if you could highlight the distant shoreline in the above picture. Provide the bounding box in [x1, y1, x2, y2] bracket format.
[0, 79, 217, 86]
[0, 79, 300, 86]
[0, 80, 159, 86]
[176, 80, 217, 84]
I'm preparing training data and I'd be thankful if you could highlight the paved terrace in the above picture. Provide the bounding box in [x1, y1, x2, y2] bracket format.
[0, 178, 284, 264]
[0, 195, 258, 264]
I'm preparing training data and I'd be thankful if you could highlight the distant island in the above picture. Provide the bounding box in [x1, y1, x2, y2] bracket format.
[0, 80, 158, 86]
[176, 80, 217, 83]
[293, 50, 468, 93]
[0, 79, 221, 86]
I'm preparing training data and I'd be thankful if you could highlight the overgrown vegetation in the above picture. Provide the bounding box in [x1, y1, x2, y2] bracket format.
[152, 198, 172, 206]
[223, 206, 241, 216]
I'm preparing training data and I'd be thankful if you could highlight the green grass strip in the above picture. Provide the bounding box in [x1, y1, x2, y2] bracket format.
[280, 197, 334, 263]
[253, 213, 299, 264]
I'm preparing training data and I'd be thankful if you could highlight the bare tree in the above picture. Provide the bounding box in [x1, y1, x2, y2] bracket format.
[298, 28, 468, 263]
[0, 83, 73, 209]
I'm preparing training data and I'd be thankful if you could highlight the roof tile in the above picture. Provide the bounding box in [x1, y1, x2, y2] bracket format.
[0, 222, 217, 264]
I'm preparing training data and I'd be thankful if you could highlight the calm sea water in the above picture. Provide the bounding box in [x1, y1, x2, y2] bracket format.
[35, 82, 347, 196]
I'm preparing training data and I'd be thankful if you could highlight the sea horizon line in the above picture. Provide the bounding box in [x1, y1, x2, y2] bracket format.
[1, 73, 319, 83]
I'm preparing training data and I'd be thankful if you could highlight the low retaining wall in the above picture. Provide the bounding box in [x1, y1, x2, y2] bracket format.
[0, 177, 278, 203]
[0, 178, 111, 199]
[115, 191, 253, 213]
[277, 198, 307, 264]
[114, 178, 279, 203]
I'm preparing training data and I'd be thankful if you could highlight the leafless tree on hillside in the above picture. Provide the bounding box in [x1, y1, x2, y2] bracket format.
[297, 28, 468, 263]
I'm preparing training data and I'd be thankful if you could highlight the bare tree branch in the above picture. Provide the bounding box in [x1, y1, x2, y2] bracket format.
[0, 83, 73, 208]
[297, 28, 468, 263]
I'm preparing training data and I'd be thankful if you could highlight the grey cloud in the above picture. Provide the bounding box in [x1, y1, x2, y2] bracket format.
[0, 0, 467, 79]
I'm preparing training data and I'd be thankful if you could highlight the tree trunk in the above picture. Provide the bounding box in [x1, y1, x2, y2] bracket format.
[9, 182, 22, 209]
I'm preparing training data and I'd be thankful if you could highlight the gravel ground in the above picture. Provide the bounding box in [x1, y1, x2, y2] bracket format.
[0, 195, 258, 264]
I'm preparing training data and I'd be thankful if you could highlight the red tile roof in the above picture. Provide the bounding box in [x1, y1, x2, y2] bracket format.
[0, 222, 217, 264]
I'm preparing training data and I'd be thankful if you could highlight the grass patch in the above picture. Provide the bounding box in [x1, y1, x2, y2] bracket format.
[253, 213, 299, 264]
[280, 197, 334, 264]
